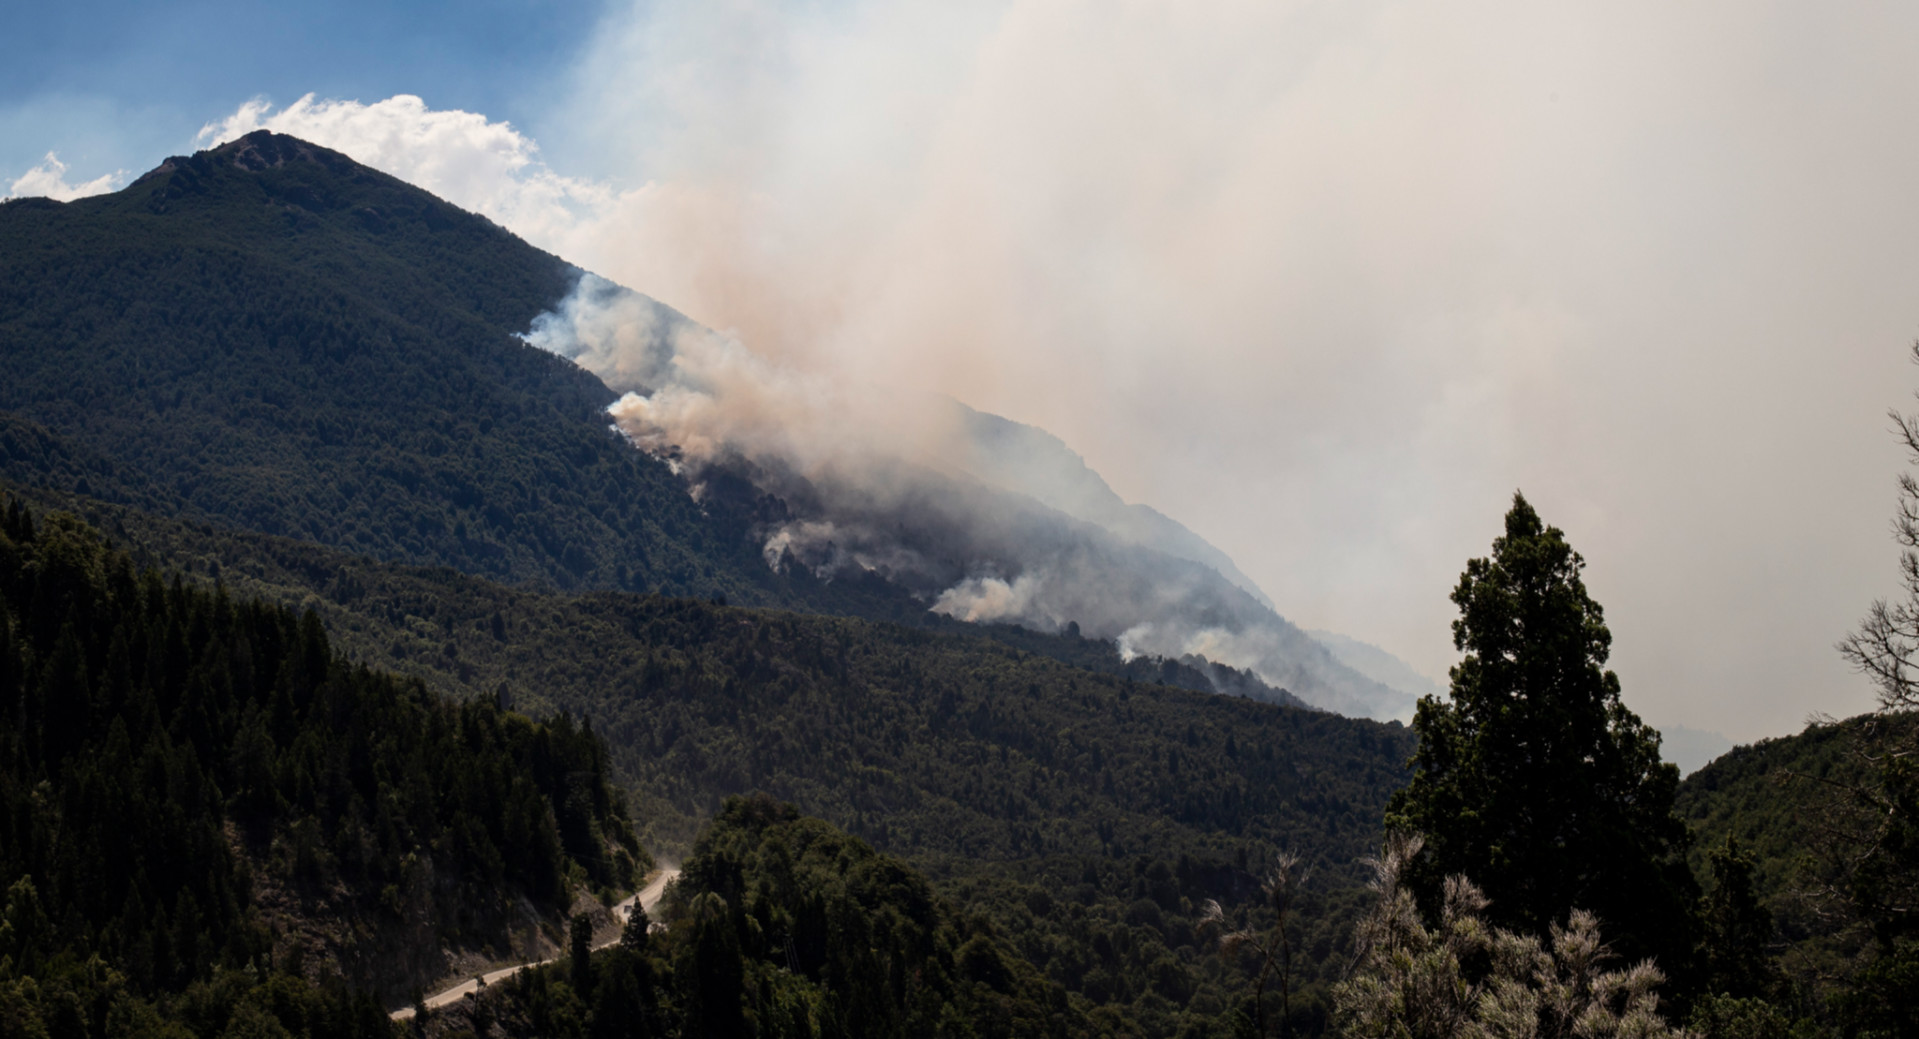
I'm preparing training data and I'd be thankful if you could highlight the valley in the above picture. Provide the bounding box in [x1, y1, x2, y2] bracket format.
[0, 129, 1909, 1037]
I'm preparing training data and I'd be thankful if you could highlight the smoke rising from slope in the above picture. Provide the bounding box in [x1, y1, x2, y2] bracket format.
[535, 0, 1919, 740]
[523, 275, 1411, 718]
[196, 1, 1919, 738]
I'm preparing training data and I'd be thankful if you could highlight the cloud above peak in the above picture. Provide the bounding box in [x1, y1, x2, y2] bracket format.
[4, 152, 124, 202]
[196, 93, 622, 260]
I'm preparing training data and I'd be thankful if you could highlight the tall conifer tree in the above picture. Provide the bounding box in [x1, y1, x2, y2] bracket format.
[1386, 492, 1697, 974]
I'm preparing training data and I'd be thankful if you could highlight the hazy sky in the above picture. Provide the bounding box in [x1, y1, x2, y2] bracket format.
[10, 1, 1919, 742]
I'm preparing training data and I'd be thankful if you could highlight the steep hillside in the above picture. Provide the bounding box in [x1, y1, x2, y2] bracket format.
[0, 131, 803, 605]
[1675, 715, 1913, 904]
[1674, 711, 1919, 1014]
[0, 133, 1405, 717]
[0, 495, 640, 1035]
[437, 797, 1098, 1039]
[536, 274, 1413, 717]
[434, 796, 1385, 1039]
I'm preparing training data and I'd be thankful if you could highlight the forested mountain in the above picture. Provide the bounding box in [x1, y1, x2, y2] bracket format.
[0, 130, 1469, 1034]
[0, 132, 820, 606]
[0, 130, 1402, 717]
[0, 495, 639, 1036]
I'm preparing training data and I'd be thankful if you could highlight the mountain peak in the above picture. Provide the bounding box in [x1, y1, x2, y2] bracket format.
[131, 131, 357, 189]
[209, 129, 347, 172]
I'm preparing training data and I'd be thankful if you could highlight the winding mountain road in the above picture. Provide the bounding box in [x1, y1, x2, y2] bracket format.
[391, 868, 679, 1021]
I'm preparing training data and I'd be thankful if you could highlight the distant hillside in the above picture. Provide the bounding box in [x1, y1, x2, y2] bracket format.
[1306, 630, 1441, 719]
[952, 402, 1278, 610]
[1676, 715, 1911, 904]
[19, 480, 1408, 864]
[531, 274, 1413, 718]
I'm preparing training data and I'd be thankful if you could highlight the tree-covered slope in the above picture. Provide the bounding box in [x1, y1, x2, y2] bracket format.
[0, 496, 641, 1035]
[19, 480, 1409, 867]
[1674, 711, 1919, 1020]
[12, 481, 1413, 1035]
[436, 796, 1386, 1039]
[0, 131, 809, 605]
[1675, 717, 1901, 905]
[446, 796, 1094, 1039]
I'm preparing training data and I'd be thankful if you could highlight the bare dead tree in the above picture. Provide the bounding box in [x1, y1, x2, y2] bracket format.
[1839, 342, 1919, 716]
[1790, 342, 1919, 1027]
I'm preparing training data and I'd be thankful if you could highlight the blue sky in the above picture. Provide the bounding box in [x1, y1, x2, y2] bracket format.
[0, 0, 605, 185]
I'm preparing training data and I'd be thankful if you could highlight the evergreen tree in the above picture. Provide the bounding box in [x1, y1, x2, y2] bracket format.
[571, 913, 596, 999]
[1385, 492, 1697, 975]
[680, 893, 747, 1039]
[621, 904, 651, 954]
[1695, 835, 1779, 1001]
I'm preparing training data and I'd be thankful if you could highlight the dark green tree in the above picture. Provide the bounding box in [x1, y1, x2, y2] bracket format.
[621, 903, 651, 954]
[679, 893, 746, 1039]
[1385, 492, 1697, 974]
[1696, 835, 1779, 1001]
[571, 913, 596, 999]
[589, 951, 654, 1039]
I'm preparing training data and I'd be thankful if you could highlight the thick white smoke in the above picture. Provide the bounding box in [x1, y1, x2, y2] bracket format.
[188, 0, 1919, 739]
[519, 274, 1413, 718]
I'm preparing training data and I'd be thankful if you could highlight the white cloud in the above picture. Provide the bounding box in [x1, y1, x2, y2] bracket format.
[196, 94, 632, 260]
[5, 152, 124, 201]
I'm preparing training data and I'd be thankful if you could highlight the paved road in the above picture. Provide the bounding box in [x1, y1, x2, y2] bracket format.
[391, 868, 679, 1021]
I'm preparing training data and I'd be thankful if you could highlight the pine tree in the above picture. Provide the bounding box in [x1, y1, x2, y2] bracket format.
[1385, 492, 1697, 975]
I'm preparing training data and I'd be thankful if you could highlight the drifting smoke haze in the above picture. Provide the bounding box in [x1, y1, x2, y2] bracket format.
[191, 1, 1919, 739]
[516, 273, 1405, 715]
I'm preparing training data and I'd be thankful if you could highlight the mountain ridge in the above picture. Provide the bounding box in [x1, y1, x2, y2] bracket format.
[1, 128, 1408, 718]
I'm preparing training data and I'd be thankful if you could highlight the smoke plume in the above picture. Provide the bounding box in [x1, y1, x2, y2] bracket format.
[192, 0, 1919, 738]
[522, 274, 1412, 718]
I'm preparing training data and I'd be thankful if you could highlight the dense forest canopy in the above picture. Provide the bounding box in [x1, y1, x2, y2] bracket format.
[2, 481, 1415, 1036]
[0, 496, 637, 1036]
